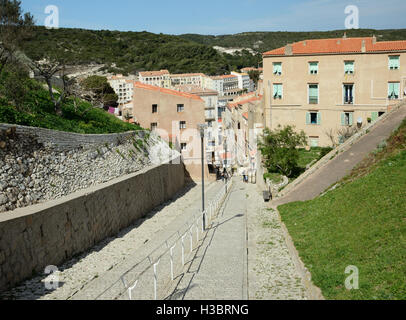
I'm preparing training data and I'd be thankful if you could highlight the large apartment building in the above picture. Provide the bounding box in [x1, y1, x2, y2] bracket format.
[108, 75, 134, 105]
[170, 73, 206, 87]
[263, 36, 406, 147]
[138, 70, 171, 88]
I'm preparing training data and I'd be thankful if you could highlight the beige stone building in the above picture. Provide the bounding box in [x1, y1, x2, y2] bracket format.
[132, 82, 210, 181]
[263, 36, 406, 147]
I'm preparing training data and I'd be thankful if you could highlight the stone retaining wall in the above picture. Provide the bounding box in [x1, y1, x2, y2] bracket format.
[0, 156, 185, 293]
[0, 124, 146, 151]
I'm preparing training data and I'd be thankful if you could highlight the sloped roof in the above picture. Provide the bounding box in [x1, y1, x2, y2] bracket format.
[133, 82, 204, 101]
[263, 37, 406, 57]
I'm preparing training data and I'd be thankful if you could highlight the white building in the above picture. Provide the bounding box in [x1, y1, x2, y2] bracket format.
[231, 71, 252, 92]
[108, 75, 134, 105]
[138, 70, 171, 88]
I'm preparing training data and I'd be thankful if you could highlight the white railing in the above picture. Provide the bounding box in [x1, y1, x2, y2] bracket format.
[95, 178, 233, 300]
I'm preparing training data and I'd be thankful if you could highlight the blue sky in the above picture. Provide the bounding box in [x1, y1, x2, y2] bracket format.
[21, 0, 406, 35]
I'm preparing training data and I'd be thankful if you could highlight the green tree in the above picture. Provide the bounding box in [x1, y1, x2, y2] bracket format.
[0, 0, 34, 73]
[259, 125, 308, 177]
[248, 70, 260, 88]
[81, 75, 118, 108]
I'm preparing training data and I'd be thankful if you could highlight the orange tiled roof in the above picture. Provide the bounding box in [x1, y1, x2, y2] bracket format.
[228, 95, 263, 108]
[263, 37, 406, 57]
[133, 82, 204, 101]
[139, 70, 170, 77]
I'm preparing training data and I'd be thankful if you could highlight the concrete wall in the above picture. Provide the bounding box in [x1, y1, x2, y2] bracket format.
[0, 157, 185, 293]
[263, 50, 406, 146]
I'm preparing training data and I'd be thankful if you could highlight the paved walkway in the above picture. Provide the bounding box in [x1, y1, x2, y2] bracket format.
[166, 179, 248, 300]
[273, 103, 406, 206]
[165, 178, 308, 300]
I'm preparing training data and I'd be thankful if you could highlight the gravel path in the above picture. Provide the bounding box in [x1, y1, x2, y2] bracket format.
[246, 182, 308, 300]
[0, 180, 222, 300]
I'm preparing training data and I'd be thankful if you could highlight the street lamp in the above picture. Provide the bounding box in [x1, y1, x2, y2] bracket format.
[198, 124, 208, 231]
[223, 136, 228, 192]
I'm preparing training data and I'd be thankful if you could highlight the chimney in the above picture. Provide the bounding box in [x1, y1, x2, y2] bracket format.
[343, 32, 347, 39]
[303, 41, 306, 46]
[372, 35, 377, 44]
[361, 40, 366, 53]
[285, 43, 293, 56]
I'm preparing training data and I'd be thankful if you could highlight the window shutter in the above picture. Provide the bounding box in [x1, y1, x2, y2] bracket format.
[280, 84, 283, 98]
[349, 113, 353, 126]
[317, 113, 321, 125]
[394, 83, 400, 97]
[306, 112, 311, 125]
[371, 112, 378, 122]
[341, 113, 346, 126]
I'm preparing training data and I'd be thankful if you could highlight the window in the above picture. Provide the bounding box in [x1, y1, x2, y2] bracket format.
[388, 82, 400, 99]
[308, 84, 319, 104]
[151, 123, 158, 131]
[306, 112, 321, 125]
[344, 61, 354, 74]
[180, 121, 186, 129]
[273, 84, 283, 99]
[341, 112, 354, 126]
[207, 121, 213, 128]
[177, 104, 185, 112]
[152, 104, 158, 113]
[343, 84, 354, 104]
[180, 143, 187, 151]
[273, 62, 282, 75]
[389, 56, 400, 70]
[309, 62, 319, 74]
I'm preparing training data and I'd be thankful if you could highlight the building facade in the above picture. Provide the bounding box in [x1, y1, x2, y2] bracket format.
[138, 70, 171, 88]
[132, 82, 210, 181]
[108, 75, 134, 105]
[263, 36, 406, 147]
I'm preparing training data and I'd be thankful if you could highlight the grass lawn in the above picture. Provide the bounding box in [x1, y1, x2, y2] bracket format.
[278, 120, 406, 300]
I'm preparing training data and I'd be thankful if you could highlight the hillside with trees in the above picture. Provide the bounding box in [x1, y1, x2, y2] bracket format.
[19, 27, 261, 76]
[180, 29, 406, 55]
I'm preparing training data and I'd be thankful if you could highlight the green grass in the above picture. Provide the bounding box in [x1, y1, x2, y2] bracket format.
[0, 79, 141, 134]
[298, 147, 333, 169]
[264, 172, 283, 184]
[278, 121, 406, 300]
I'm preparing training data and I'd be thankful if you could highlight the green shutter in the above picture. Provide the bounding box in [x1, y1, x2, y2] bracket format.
[371, 112, 379, 122]
[341, 113, 346, 125]
[349, 113, 354, 126]
[394, 83, 400, 97]
[306, 112, 311, 125]
[317, 112, 321, 125]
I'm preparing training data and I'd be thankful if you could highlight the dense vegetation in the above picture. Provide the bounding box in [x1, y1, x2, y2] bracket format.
[19, 27, 260, 76]
[278, 118, 406, 300]
[17, 27, 406, 76]
[0, 75, 140, 134]
[180, 29, 406, 54]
